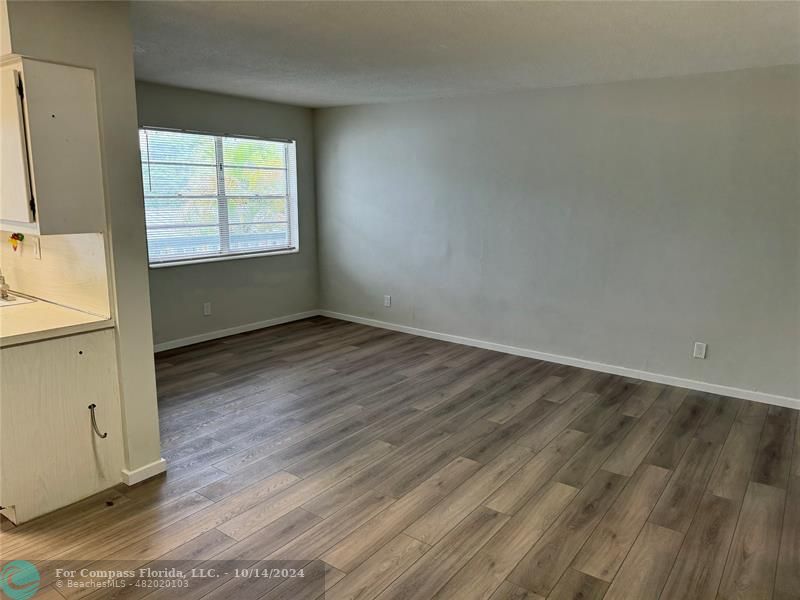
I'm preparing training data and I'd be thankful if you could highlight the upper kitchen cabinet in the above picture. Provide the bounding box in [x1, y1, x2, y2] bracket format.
[1, 57, 106, 234]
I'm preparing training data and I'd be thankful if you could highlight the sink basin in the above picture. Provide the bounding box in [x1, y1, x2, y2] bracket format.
[0, 294, 35, 307]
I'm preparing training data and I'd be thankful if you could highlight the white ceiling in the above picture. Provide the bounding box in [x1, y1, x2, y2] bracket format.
[130, 1, 800, 108]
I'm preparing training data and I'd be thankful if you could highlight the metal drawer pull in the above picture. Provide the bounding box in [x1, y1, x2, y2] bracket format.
[88, 404, 108, 439]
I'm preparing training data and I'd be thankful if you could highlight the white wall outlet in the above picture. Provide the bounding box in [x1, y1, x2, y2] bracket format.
[384, 295, 391, 308]
[693, 342, 707, 359]
[203, 302, 212, 316]
[32, 237, 41, 260]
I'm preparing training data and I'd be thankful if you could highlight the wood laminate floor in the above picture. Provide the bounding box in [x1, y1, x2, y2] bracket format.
[2, 317, 798, 600]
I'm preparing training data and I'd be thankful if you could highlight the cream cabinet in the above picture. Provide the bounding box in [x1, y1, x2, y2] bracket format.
[0, 329, 123, 524]
[0, 56, 106, 234]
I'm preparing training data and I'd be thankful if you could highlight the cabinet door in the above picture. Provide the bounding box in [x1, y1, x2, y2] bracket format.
[21, 58, 107, 234]
[0, 67, 34, 223]
[0, 329, 124, 524]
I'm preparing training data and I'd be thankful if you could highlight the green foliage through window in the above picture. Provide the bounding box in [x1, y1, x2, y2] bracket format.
[139, 128, 298, 264]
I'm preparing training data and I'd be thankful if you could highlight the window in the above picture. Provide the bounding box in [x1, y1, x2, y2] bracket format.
[138, 128, 298, 266]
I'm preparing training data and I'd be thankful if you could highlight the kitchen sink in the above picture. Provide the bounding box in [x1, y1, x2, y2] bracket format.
[0, 294, 35, 307]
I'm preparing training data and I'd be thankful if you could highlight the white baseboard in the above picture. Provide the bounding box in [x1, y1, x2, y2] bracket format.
[150, 307, 798, 409]
[122, 458, 167, 486]
[319, 310, 800, 411]
[153, 310, 319, 352]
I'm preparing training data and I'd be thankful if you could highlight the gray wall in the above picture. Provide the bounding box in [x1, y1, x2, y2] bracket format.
[316, 65, 800, 399]
[135, 82, 318, 346]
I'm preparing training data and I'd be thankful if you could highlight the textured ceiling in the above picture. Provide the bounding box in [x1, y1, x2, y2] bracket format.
[130, 1, 800, 108]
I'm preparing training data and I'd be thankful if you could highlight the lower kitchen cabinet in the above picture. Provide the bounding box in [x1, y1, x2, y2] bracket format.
[0, 328, 124, 524]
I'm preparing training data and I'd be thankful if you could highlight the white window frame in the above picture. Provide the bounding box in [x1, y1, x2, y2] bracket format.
[139, 126, 300, 268]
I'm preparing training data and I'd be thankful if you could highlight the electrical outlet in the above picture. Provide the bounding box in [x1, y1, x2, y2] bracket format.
[693, 342, 707, 359]
[203, 302, 212, 316]
[384, 295, 391, 308]
[32, 237, 41, 260]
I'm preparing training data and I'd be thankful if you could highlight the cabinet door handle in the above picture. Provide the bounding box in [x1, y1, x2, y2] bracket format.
[88, 403, 108, 439]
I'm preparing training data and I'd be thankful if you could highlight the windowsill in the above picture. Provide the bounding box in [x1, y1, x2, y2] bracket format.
[148, 247, 299, 269]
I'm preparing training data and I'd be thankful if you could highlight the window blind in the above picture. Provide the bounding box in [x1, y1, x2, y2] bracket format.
[139, 128, 298, 265]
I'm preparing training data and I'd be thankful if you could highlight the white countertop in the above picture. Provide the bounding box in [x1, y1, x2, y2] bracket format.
[0, 294, 114, 348]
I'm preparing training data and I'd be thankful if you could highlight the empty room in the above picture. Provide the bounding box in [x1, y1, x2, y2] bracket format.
[0, 1, 798, 599]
